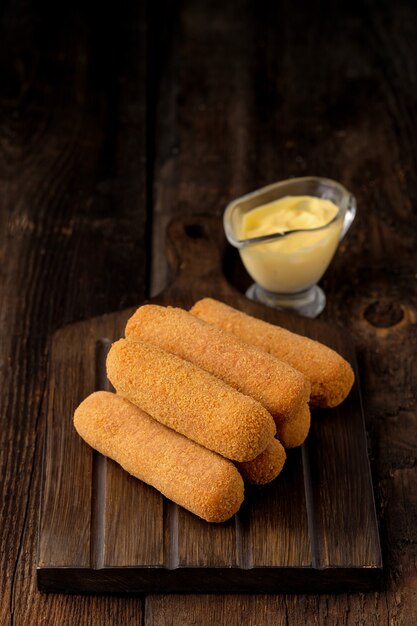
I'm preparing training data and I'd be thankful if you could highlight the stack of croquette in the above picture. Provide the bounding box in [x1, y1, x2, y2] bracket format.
[74, 298, 355, 522]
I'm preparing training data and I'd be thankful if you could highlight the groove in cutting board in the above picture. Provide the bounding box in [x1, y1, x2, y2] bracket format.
[301, 443, 319, 569]
[164, 499, 180, 570]
[90, 339, 111, 569]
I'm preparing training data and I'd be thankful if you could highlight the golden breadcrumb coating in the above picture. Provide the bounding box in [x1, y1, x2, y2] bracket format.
[74, 392, 244, 523]
[106, 339, 276, 462]
[191, 298, 355, 408]
[278, 401, 311, 448]
[126, 305, 310, 436]
[236, 438, 286, 485]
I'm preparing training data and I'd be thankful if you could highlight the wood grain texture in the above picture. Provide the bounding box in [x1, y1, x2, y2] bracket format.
[0, 0, 146, 623]
[147, 0, 417, 622]
[1, 0, 417, 622]
[37, 219, 381, 593]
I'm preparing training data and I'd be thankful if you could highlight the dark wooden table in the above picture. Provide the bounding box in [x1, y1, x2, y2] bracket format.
[1, 0, 416, 623]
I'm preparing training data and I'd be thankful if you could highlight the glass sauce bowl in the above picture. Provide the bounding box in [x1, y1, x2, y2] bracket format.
[223, 177, 356, 318]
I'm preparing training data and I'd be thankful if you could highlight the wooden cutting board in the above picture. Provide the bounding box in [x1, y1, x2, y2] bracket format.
[37, 216, 382, 593]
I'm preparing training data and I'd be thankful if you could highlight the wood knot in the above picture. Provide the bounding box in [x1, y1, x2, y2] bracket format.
[184, 223, 206, 239]
[364, 299, 404, 328]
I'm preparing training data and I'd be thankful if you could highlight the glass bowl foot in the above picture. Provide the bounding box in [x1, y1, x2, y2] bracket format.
[245, 284, 326, 318]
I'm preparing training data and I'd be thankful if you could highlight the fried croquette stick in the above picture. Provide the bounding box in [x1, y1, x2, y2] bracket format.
[278, 401, 311, 448]
[74, 392, 244, 523]
[236, 438, 286, 485]
[106, 339, 276, 462]
[125, 305, 311, 448]
[190, 298, 355, 408]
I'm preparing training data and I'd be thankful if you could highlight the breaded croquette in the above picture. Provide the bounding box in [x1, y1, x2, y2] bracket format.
[74, 392, 244, 522]
[278, 402, 311, 448]
[106, 339, 276, 462]
[125, 305, 311, 448]
[236, 438, 286, 485]
[191, 298, 355, 408]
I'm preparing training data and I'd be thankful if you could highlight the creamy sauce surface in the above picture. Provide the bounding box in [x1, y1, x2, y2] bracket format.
[241, 195, 339, 240]
[239, 195, 343, 293]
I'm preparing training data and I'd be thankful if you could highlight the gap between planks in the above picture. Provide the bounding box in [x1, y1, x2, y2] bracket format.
[90, 339, 112, 569]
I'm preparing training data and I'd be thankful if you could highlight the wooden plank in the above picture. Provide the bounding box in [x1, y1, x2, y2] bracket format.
[38, 324, 96, 568]
[305, 386, 381, 568]
[247, 449, 311, 567]
[0, 0, 148, 617]
[176, 508, 238, 567]
[103, 465, 165, 567]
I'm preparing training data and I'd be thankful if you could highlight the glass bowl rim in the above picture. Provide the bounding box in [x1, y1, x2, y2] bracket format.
[223, 176, 354, 248]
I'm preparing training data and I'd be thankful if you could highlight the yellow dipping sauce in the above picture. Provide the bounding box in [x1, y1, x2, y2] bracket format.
[239, 195, 343, 293]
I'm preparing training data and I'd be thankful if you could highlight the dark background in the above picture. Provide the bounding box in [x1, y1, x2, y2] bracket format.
[1, 0, 416, 623]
